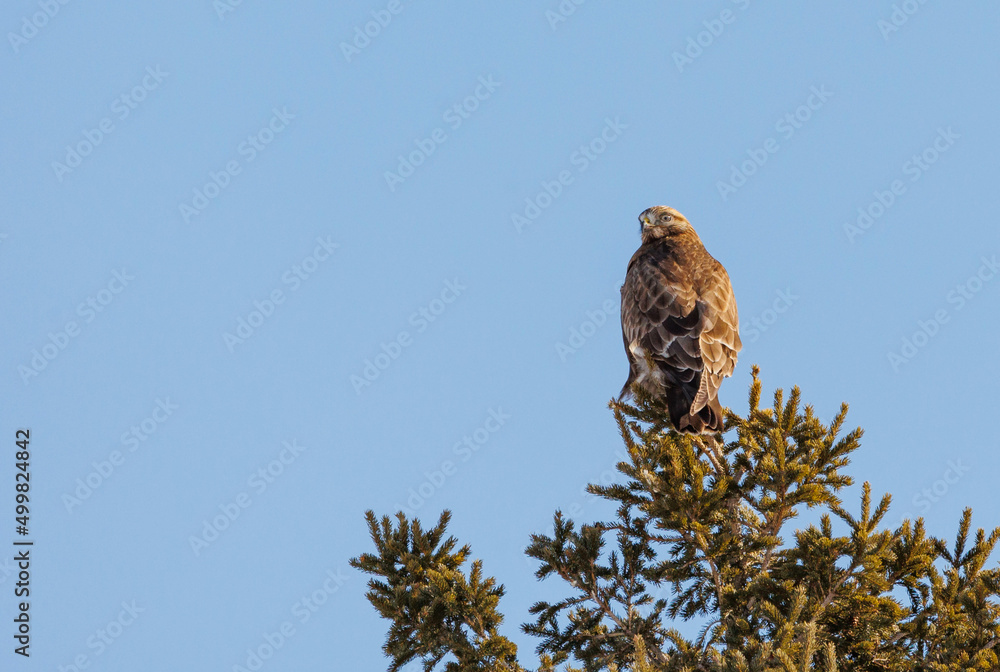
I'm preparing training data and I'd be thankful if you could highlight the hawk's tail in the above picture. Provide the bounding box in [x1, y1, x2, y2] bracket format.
[619, 378, 724, 434]
[671, 394, 724, 435]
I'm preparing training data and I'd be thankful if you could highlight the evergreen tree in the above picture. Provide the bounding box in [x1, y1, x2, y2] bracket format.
[351, 368, 1000, 670]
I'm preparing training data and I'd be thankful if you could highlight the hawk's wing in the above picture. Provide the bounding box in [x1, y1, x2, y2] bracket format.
[692, 261, 741, 412]
[620, 247, 703, 392]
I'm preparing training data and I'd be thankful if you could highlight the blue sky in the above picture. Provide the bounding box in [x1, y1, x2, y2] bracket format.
[2, 1, 999, 669]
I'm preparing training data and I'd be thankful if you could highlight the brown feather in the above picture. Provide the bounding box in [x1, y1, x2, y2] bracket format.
[619, 207, 741, 434]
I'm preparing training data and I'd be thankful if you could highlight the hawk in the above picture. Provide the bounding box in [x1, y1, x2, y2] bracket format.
[619, 206, 741, 434]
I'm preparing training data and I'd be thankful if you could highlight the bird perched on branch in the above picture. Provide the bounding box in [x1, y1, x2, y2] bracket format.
[619, 206, 741, 434]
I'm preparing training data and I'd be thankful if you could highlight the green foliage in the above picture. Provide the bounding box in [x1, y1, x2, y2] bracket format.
[349, 510, 523, 672]
[351, 368, 1000, 670]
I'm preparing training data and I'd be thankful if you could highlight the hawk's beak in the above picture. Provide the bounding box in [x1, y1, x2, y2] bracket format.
[641, 216, 652, 229]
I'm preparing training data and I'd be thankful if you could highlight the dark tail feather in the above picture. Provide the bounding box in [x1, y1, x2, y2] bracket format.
[620, 374, 723, 434]
[676, 396, 724, 434]
[664, 386, 694, 431]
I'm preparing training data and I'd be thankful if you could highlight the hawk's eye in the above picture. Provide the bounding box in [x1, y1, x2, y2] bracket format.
[661, 214, 673, 223]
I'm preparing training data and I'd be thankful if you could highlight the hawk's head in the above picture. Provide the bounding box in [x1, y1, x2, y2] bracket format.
[638, 206, 697, 244]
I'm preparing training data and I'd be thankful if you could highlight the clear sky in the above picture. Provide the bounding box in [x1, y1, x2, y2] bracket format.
[2, 1, 999, 669]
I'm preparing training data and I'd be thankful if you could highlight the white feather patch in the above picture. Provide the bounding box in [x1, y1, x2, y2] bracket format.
[628, 342, 666, 390]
